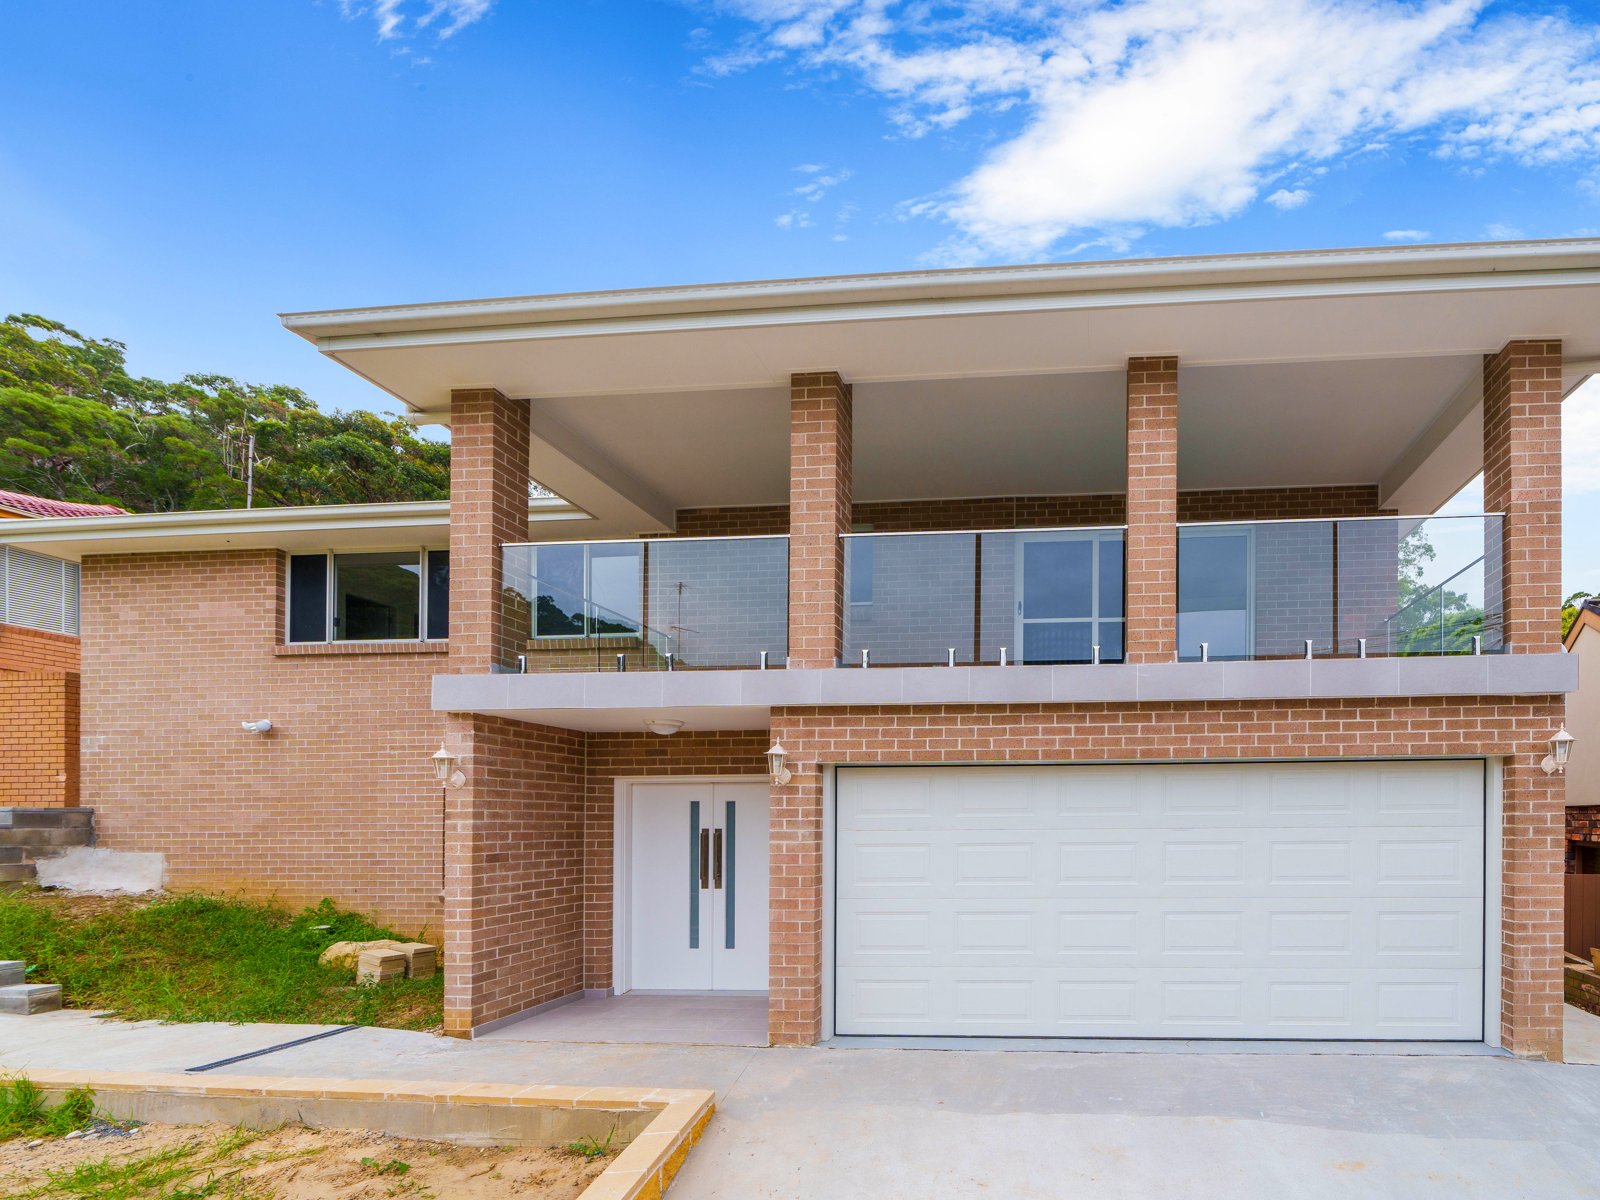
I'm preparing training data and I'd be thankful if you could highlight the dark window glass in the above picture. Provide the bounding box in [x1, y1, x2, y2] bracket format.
[1178, 533, 1251, 613]
[334, 552, 420, 641]
[1098, 537, 1124, 619]
[1096, 620, 1125, 662]
[426, 550, 449, 641]
[1022, 538, 1093, 619]
[533, 545, 586, 637]
[288, 554, 328, 643]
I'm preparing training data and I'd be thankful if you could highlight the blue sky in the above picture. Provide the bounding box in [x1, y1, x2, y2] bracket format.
[5, 0, 1600, 593]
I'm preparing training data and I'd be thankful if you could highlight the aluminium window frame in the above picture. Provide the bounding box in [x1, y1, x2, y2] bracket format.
[284, 546, 448, 645]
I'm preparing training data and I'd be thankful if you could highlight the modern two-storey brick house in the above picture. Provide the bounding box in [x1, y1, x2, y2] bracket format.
[8, 240, 1585, 1056]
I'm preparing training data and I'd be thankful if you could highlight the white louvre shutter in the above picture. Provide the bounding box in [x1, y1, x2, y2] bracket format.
[1, 546, 75, 634]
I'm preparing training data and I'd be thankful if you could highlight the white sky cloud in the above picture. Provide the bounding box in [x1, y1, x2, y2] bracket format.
[340, 0, 490, 41]
[1384, 228, 1432, 241]
[711, 1, 1600, 258]
[1265, 188, 1312, 210]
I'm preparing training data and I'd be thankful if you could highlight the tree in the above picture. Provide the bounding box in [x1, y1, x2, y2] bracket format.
[1565, 592, 1595, 639]
[1389, 527, 1487, 655]
[0, 313, 449, 511]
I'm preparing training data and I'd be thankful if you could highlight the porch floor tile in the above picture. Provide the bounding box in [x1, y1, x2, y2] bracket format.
[477, 994, 769, 1047]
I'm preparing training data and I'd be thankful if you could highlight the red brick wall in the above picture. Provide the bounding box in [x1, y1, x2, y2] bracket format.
[788, 372, 852, 669]
[0, 672, 78, 807]
[582, 731, 769, 990]
[79, 550, 449, 933]
[0, 623, 81, 807]
[1568, 805, 1600, 873]
[1483, 340, 1562, 653]
[442, 713, 585, 1036]
[768, 697, 1566, 1058]
[1124, 356, 1179, 663]
[0, 624, 80, 673]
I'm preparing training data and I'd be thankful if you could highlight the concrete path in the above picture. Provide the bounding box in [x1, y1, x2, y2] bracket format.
[6, 1011, 1600, 1198]
[1566, 1003, 1600, 1066]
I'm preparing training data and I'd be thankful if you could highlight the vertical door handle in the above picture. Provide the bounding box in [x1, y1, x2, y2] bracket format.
[699, 829, 710, 889]
[712, 829, 724, 889]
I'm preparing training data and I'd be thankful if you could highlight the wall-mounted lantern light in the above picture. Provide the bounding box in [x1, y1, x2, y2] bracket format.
[1542, 726, 1576, 776]
[240, 719, 272, 734]
[431, 744, 464, 788]
[766, 740, 792, 786]
[644, 719, 684, 737]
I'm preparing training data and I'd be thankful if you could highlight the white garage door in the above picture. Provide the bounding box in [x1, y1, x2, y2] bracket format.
[835, 761, 1486, 1040]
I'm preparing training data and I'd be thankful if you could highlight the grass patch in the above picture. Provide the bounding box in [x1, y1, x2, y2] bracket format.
[0, 1079, 96, 1141]
[12, 1125, 308, 1200]
[0, 893, 441, 1029]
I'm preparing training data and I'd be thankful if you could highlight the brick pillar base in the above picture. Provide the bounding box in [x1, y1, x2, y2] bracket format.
[1502, 747, 1566, 1059]
[768, 710, 822, 1045]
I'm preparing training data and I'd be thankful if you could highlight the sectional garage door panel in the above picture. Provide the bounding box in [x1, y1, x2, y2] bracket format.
[834, 762, 1486, 1040]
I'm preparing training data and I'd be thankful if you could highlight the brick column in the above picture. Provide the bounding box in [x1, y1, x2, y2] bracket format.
[1483, 340, 1563, 652]
[1482, 339, 1566, 1058]
[788, 372, 852, 669]
[448, 388, 531, 673]
[1124, 357, 1178, 663]
[768, 708, 823, 1045]
[1502, 744, 1566, 1059]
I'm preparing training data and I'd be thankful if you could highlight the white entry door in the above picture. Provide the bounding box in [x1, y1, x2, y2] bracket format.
[836, 761, 1485, 1040]
[628, 782, 769, 992]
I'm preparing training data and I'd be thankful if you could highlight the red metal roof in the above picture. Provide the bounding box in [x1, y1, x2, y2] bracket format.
[0, 489, 128, 519]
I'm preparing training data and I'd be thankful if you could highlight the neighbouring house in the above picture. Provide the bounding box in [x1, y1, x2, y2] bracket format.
[1564, 600, 1600, 961]
[0, 490, 125, 808]
[1, 240, 1584, 1056]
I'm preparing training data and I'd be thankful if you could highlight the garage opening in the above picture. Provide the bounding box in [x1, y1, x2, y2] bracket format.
[834, 761, 1486, 1040]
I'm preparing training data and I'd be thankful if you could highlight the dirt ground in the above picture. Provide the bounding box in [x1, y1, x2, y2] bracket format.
[0, 1119, 611, 1199]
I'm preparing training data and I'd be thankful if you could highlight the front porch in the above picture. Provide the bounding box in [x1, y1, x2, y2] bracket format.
[477, 993, 769, 1047]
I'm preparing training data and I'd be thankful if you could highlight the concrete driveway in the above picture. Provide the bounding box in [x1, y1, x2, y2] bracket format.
[5, 1010, 1600, 1198]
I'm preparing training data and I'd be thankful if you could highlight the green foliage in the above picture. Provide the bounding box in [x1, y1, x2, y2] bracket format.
[0, 313, 448, 511]
[1564, 591, 1595, 639]
[565, 1126, 620, 1161]
[0, 1078, 96, 1141]
[360, 1156, 411, 1176]
[8, 1124, 301, 1200]
[0, 892, 441, 1029]
[1390, 528, 1487, 655]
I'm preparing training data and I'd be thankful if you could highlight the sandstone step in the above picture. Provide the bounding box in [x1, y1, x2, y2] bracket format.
[0, 984, 61, 1015]
[0, 847, 22, 864]
[0, 862, 37, 884]
[0, 962, 23, 987]
[0, 808, 94, 830]
[0, 827, 93, 851]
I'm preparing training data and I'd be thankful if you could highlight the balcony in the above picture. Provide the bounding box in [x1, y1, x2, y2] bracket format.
[502, 536, 788, 671]
[1175, 514, 1504, 661]
[500, 515, 1503, 675]
[842, 527, 1126, 666]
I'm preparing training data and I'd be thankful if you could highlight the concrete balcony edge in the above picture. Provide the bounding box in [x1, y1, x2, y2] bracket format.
[430, 653, 1576, 733]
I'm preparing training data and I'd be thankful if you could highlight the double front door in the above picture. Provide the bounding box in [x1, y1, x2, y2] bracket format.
[627, 782, 769, 992]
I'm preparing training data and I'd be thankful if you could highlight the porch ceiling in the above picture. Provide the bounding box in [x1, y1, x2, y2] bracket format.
[284, 240, 1600, 535]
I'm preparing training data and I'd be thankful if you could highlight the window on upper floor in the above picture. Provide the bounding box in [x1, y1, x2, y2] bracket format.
[0, 546, 79, 636]
[287, 549, 448, 643]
